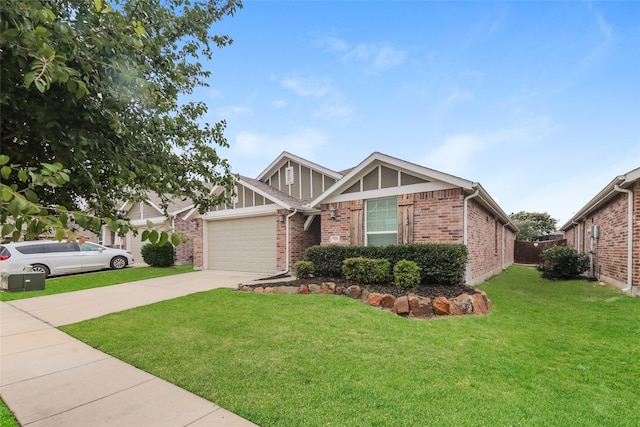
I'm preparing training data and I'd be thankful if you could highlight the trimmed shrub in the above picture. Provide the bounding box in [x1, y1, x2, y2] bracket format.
[293, 260, 314, 279]
[342, 257, 390, 284]
[537, 245, 589, 280]
[393, 260, 421, 290]
[304, 243, 467, 285]
[141, 243, 176, 267]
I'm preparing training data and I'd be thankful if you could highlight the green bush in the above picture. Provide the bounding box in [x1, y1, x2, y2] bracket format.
[393, 260, 421, 290]
[537, 245, 589, 280]
[293, 261, 314, 279]
[342, 257, 390, 284]
[304, 243, 467, 285]
[141, 243, 176, 267]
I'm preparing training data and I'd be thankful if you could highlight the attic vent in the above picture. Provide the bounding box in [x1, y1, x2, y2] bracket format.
[285, 166, 294, 185]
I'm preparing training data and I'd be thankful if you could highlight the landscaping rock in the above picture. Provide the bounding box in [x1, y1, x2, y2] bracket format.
[432, 296, 450, 315]
[344, 285, 362, 299]
[360, 289, 370, 302]
[277, 286, 298, 295]
[254, 287, 264, 293]
[408, 294, 434, 318]
[453, 293, 473, 314]
[244, 287, 254, 292]
[321, 282, 336, 294]
[336, 286, 345, 295]
[308, 284, 322, 294]
[237, 283, 244, 290]
[298, 285, 309, 294]
[394, 295, 410, 315]
[368, 293, 383, 307]
[264, 287, 274, 294]
[448, 298, 463, 315]
[470, 293, 489, 314]
[380, 294, 396, 309]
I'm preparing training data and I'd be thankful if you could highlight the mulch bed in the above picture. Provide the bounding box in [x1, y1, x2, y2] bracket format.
[249, 276, 479, 299]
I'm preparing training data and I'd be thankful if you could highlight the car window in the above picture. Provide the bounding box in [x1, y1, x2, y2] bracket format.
[45, 242, 79, 253]
[15, 244, 46, 254]
[80, 242, 103, 252]
[0, 246, 9, 257]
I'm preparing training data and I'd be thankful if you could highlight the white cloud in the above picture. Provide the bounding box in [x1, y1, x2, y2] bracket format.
[343, 42, 407, 72]
[232, 128, 329, 161]
[280, 75, 332, 97]
[271, 99, 287, 108]
[314, 36, 350, 52]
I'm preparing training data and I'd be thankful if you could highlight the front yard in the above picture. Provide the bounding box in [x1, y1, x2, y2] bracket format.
[61, 265, 640, 426]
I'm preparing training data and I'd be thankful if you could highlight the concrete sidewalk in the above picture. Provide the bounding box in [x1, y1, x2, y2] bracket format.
[0, 270, 266, 426]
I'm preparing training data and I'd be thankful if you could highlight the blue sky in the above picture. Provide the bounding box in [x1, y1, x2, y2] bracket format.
[199, 0, 640, 227]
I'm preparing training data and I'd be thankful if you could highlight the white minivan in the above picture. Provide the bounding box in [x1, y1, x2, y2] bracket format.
[0, 240, 134, 278]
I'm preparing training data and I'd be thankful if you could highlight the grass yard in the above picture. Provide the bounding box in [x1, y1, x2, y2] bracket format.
[0, 398, 19, 427]
[61, 265, 640, 426]
[0, 265, 195, 301]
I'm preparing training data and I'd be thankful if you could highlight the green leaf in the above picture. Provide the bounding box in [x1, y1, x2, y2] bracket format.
[94, 0, 102, 11]
[91, 217, 101, 231]
[1, 166, 11, 180]
[149, 230, 159, 244]
[158, 232, 169, 247]
[7, 197, 24, 216]
[0, 155, 9, 165]
[17, 169, 28, 182]
[146, 220, 154, 228]
[141, 229, 150, 241]
[108, 219, 119, 232]
[24, 189, 39, 203]
[171, 233, 180, 246]
[2, 223, 14, 237]
[59, 211, 68, 226]
[54, 228, 66, 241]
[1, 185, 13, 202]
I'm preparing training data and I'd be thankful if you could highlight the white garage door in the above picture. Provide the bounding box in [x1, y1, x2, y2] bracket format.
[207, 215, 277, 273]
[127, 228, 148, 266]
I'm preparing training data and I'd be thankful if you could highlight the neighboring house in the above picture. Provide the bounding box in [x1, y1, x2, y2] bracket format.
[102, 193, 196, 265]
[187, 152, 517, 286]
[560, 167, 640, 297]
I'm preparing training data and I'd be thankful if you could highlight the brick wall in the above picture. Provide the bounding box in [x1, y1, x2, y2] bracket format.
[318, 189, 514, 285]
[174, 216, 197, 265]
[193, 218, 203, 269]
[276, 210, 321, 271]
[578, 182, 639, 289]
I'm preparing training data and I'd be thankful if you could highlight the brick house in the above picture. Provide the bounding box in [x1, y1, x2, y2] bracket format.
[560, 167, 640, 296]
[101, 194, 196, 266]
[188, 152, 517, 286]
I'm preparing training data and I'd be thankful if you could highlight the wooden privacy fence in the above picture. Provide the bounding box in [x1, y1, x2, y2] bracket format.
[514, 239, 567, 265]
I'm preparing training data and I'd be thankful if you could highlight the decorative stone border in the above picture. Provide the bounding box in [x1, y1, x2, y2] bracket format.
[237, 282, 491, 319]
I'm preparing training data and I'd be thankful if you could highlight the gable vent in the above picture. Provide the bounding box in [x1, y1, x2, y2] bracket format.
[285, 166, 294, 185]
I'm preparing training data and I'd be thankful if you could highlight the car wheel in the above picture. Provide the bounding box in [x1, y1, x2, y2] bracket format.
[110, 256, 127, 270]
[31, 264, 50, 278]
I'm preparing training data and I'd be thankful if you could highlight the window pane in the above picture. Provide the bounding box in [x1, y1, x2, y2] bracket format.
[366, 198, 397, 232]
[367, 233, 398, 247]
[46, 243, 79, 253]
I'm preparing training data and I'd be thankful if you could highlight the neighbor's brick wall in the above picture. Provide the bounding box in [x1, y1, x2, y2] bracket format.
[579, 182, 639, 288]
[465, 199, 505, 283]
[193, 218, 203, 269]
[276, 211, 321, 272]
[174, 216, 197, 265]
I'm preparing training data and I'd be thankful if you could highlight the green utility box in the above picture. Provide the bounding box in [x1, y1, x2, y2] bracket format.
[1, 272, 46, 292]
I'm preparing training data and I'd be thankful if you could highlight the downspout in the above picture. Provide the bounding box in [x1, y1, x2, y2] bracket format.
[463, 186, 480, 284]
[275, 209, 298, 276]
[614, 185, 634, 294]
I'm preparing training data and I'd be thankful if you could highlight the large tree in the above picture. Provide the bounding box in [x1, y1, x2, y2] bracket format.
[1, 0, 241, 240]
[510, 211, 558, 241]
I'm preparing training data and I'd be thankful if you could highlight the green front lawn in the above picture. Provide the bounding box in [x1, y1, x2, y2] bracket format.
[0, 265, 195, 301]
[61, 266, 640, 426]
[0, 398, 19, 427]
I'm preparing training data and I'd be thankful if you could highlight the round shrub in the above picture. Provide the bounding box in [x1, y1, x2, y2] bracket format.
[537, 245, 589, 280]
[294, 260, 315, 279]
[342, 257, 390, 284]
[141, 243, 176, 267]
[393, 260, 421, 290]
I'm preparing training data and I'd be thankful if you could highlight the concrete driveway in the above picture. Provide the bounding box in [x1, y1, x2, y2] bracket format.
[0, 269, 267, 426]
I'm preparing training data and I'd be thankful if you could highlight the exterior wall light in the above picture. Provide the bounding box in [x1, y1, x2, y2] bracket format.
[329, 207, 337, 220]
[278, 213, 285, 223]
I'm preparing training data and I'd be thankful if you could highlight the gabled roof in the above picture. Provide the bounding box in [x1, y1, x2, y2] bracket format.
[560, 166, 640, 230]
[310, 152, 475, 207]
[256, 151, 343, 182]
[240, 176, 308, 210]
[117, 192, 194, 218]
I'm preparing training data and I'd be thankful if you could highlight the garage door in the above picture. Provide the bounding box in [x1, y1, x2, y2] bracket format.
[127, 228, 148, 266]
[207, 215, 277, 273]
